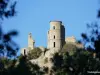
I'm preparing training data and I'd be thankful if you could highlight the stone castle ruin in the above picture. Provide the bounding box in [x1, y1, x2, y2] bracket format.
[21, 21, 83, 69]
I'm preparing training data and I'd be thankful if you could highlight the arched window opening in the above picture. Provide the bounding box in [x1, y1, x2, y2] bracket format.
[54, 42, 55, 47]
[53, 26, 55, 29]
[24, 49, 26, 55]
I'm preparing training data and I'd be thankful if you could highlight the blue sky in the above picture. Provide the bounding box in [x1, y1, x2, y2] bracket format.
[2, 0, 98, 49]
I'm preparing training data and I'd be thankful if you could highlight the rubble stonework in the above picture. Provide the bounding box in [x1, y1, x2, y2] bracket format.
[21, 21, 83, 71]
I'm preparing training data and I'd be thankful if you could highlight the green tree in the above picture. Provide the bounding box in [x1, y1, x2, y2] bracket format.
[0, 0, 19, 74]
[52, 49, 100, 75]
[1, 55, 44, 75]
[13, 55, 44, 75]
[0, 0, 18, 57]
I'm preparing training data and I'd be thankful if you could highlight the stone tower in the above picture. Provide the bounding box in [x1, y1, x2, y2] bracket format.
[28, 33, 35, 49]
[47, 21, 65, 51]
[21, 33, 35, 56]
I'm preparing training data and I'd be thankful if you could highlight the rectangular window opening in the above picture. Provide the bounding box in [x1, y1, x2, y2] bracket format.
[24, 49, 26, 55]
[54, 42, 55, 47]
[54, 35, 55, 39]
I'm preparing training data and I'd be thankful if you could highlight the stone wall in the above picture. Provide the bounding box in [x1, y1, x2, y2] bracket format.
[65, 36, 76, 43]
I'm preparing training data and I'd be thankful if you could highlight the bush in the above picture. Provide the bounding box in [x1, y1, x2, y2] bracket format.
[44, 58, 48, 64]
[27, 47, 42, 60]
[61, 43, 77, 55]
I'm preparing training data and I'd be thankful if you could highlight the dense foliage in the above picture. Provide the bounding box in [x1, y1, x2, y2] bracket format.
[27, 47, 42, 60]
[0, 0, 19, 74]
[61, 43, 77, 55]
[52, 49, 100, 75]
[0, 55, 44, 75]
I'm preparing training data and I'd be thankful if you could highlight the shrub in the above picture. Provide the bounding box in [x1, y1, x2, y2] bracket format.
[61, 43, 77, 55]
[27, 47, 42, 60]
